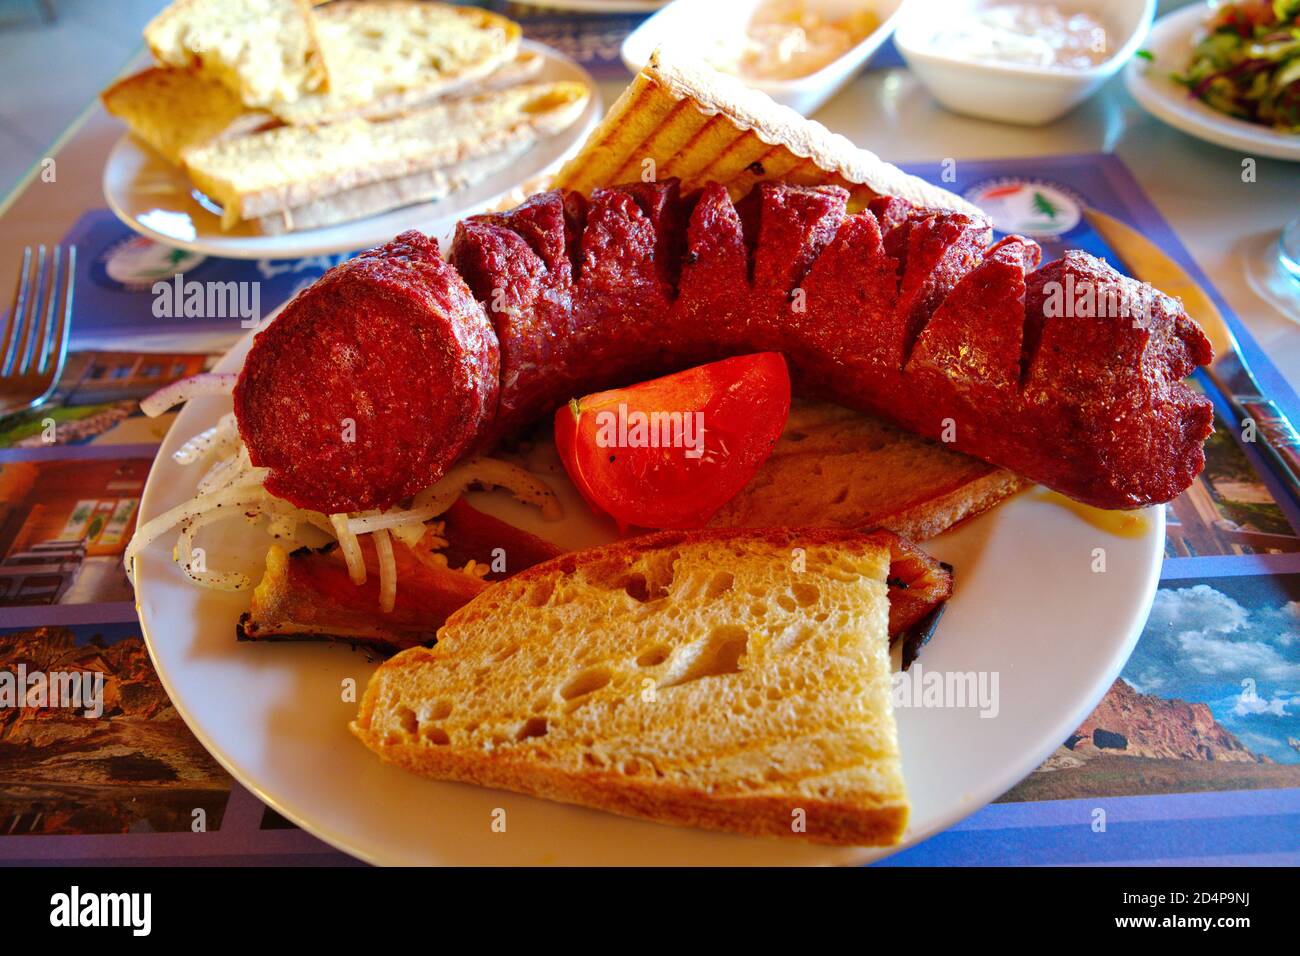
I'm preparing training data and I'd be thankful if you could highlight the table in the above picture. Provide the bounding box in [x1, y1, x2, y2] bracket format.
[1, 3, 1298, 867]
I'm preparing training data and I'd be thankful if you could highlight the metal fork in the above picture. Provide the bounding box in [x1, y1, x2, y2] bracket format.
[0, 245, 76, 417]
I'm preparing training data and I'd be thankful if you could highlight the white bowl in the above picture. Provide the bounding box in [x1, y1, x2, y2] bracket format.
[895, 0, 1155, 125]
[622, 0, 907, 116]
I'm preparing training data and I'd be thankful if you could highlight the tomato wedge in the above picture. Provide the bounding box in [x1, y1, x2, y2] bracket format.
[554, 353, 791, 531]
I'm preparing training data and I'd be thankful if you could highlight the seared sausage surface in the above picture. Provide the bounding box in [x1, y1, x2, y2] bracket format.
[235, 179, 1214, 514]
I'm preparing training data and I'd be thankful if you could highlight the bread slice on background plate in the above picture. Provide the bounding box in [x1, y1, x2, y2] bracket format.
[353, 527, 911, 847]
[101, 67, 278, 165]
[271, 1, 523, 126]
[182, 81, 590, 230]
[711, 400, 1028, 541]
[144, 0, 328, 108]
[250, 148, 528, 235]
[101, 51, 544, 172]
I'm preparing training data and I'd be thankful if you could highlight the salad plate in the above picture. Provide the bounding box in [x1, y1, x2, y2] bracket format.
[1126, 3, 1300, 162]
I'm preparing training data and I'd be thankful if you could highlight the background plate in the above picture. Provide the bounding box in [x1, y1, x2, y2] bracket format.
[1126, 4, 1300, 163]
[133, 326, 1163, 866]
[102, 41, 603, 259]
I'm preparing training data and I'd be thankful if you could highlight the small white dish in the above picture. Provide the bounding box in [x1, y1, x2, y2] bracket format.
[895, 0, 1156, 125]
[131, 316, 1164, 866]
[1126, 3, 1300, 163]
[622, 0, 907, 116]
[101, 41, 602, 260]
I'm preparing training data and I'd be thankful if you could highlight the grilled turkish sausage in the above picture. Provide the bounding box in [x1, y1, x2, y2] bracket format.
[235, 179, 1214, 514]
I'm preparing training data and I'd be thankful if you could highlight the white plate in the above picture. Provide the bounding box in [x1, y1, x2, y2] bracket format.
[101, 41, 604, 259]
[133, 322, 1163, 865]
[1126, 3, 1300, 163]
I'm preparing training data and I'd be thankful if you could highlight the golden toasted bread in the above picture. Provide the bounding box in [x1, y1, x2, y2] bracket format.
[144, 0, 328, 108]
[352, 527, 911, 847]
[271, 1, 523, 125]
[101, 67, 277, 165]
[182, 81, 590, 230]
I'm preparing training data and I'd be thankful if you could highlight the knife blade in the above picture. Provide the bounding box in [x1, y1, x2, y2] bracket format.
[1084, 207, 1300, 502]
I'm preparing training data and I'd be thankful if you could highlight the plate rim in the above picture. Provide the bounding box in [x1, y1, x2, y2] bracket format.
[1124, 3, 1300, 163]
[133, 320, 1165, 867]
[101, 40, 604, 259]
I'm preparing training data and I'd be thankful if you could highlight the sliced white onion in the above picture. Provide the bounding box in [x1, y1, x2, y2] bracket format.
[173, 425, 220, 466]
[261, 499, 335, 538]
[390, 518, 429, 549]
[172, 412, 238, 466]
[330, 513, 366, 586]
[125, 483, 265, 582]
[459, 457, 563, 520]
[141, 372, 238, 418]
[176, 509, 253, 591]
[130, 439, 561, 607]
[374, 527, 396, 614]
[265, 513, 297, 543]
[197, 445, 256, 495]
[346, 458, 561, 537]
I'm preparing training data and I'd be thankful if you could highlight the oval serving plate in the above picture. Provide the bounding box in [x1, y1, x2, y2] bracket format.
[133, 320, 1163, 865]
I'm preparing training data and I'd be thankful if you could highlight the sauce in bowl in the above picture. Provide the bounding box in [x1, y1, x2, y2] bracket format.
[924, 3, 1111, 72]
[707, 0, 880, 82]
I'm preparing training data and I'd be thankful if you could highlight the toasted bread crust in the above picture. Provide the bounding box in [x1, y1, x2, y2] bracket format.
[553, 49, 983, 217]
[873, 468, 1031, 541]
[709, 400, 1028, 540]
[351, 714, 907, 846]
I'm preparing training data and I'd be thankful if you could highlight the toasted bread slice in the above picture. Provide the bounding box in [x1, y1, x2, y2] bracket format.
[182, 81, 590, 229]
[101, 67, 277, 165]
[100, 52, 542, 172]
[553, 49, 981, 216]
[352, 527, 911, 846]
[144, 0, 328, 108]
[250, 146, 526, 234]
[271, 1, 522, 126]
[711, 400, 1028, 540]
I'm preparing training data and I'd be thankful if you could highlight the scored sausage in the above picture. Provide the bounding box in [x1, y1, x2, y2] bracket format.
[235, 179, 1214, 515]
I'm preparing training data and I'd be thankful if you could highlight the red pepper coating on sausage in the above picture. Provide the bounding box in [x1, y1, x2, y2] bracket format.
[234, 231, 497, 514]
[236, 181, 1214, 514]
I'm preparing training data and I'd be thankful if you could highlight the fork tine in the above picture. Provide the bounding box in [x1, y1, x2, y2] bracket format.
[41, 245, 75, 379]
[17, 245, 50, 375]
[32, 246, 62, 376]
[1, 246, 33, 377]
